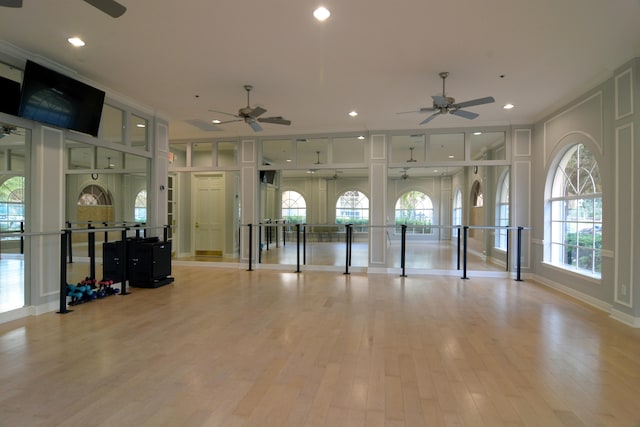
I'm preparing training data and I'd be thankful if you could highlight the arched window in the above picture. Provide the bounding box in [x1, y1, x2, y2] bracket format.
[549, 143, 602, 276]
[0, 176, 25, 233]
[77, 184, 113, 206]
[281, 190, 306, 224]
[452, 189, 462, 232]
[395, 191, 433, 234]
[134, 190, 147, 223]
[495, 171, 509, 250]
[336, 191, 369, 229]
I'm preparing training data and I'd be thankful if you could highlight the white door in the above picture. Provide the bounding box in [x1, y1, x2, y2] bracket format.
[193, 174, 225, 256]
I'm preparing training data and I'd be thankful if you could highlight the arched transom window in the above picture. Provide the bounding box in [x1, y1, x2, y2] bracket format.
[281, 190, 306, 224]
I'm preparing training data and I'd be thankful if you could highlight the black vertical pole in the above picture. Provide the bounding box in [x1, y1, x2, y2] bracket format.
[247, 224, 253, 271]
[120, 228, 130, 295]
[401, 224, 407, 277]
[258, 223, 262, 264]
[58, 231, 71, 314]
[283, 220, 286, 247]
[103, 222, 109, 243]
[88, 224, 96, 280]
[66, 221, 73, 263]
[303, 225, 307, 265]
[20, 221, 24, 254]
[163, 225, 169, 242]
[87, 221, 92, 257]
[516, 226, 523, 282]
[348, 224, 353, 267]
[461, 226, 469, 279]
[456, 226, 461, 270]
[275, 221, 279, 248]
[296, 223, 301, 273]
[344, 224, 351, 275]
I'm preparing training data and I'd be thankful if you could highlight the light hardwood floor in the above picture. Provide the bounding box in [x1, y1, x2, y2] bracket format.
[1, 266, 640, 426]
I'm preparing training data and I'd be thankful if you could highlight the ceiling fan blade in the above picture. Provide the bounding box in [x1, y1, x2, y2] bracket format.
[432, 95, 448, 107]
[396, 107, 437, 115]
[453, 96, 495, 109]
[248, 106, 267, 118]
[247, 120, 263, 132]
[419, 112, 440, 125]
[257, 116, 291, 125]
[208, 110, 240, 118]
[451, 109, 479, 120]
[83, 0, 126, 17]
[0, 0, 22, 7]
[216, 119, 243, 125]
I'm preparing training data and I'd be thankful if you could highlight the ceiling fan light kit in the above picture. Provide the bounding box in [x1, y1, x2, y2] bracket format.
[208, 85, 292, 133]
[399, 71, 495, 125]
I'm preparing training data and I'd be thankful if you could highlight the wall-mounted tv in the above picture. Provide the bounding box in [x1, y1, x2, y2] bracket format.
[18, 60, 105, 137]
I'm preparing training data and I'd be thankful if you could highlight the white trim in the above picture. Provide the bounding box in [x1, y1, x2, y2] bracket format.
[540, 261, 601, 284]
[513, 129, 531, 157]
[610, 309, 640, 328]
[530, 274, 611, 313]
[614, 122, 634, 308]
[614, 67, 634, 120]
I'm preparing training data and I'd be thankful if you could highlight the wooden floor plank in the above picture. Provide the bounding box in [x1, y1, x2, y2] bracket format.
[1, 266, 640, 426]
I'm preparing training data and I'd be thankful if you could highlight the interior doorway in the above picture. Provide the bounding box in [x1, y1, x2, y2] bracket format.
[192, 174, 225, 256]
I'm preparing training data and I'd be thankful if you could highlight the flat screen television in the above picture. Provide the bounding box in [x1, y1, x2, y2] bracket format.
[18, 60, 105, 137]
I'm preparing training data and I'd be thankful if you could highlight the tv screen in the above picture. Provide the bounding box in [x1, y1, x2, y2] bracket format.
[18, 60, 105, 137]
[0, 75, 20, 116]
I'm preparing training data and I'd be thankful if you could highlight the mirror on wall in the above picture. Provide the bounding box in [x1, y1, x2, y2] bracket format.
[0, 123, 27, 314]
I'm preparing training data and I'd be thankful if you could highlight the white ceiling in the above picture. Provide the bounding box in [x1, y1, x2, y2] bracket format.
[1, 0, 639, 141]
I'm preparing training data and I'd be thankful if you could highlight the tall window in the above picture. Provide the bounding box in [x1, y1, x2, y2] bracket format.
[336, 190, 369, 230]
[281, 190, 306, 223]
[0, 176, 25, 234]
[452, 189, 462, 235]
[395, 191, 433, 234]
[134, 190, 147, 223]
[495, 171, 509, 250]
[549, 143, 602, 276]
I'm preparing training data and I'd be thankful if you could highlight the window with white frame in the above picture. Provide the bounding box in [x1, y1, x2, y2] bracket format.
[281, 190, 306, 224]
[134, 189, 147, 223]
[0, 176, 25, 234]
[336, 191, 369, 229]
[453, 189, 462, 236]
[395, 190, 434, 234]
[549, 143, 602, 276]
[495, 171, 509, 250]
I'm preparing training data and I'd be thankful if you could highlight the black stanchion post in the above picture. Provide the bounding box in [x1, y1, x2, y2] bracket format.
[103, 221, 109, 243]
[87, 221, 92, 257]
[20, 221, 24, 254]
[401, 224, 407, 277]
[457, 226, 461, 270]
[135, 224, 141, 239]
[247, 224, 253, 271]
[296, 224, 301, 273]
[88, 223, 96, 280]
[258, 223, 262, 264]
[58, 230, 72, 314]
[66, 221, 73, 263]
[348, 224, 353, 267]
[164, 225, 169, 242]
[303, 225, 307, 265]
[276, 221, 280, 249]
[120, 228, 130, 295]
[344, 224, 351, 275]
[516, 226, 523, 282]
[283, 220, 286, 247]
[462, 226, 469, 280]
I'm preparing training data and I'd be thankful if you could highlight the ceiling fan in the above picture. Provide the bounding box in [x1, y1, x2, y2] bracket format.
[0, 125, 21, 139]
[209, 85, 291, 133]
[0, 0, 126, 18]
[398, 72, 495, 125]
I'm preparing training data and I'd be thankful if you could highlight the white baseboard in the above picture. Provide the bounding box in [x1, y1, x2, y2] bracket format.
[529, 274, 640, 328]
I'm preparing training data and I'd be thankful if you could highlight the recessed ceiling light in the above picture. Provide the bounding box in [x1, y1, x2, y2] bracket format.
[212, 119, 221, 124]
[286, 159, 292, 162]
[357, 135, 365, 140]
[136, 123, 146, 128]
[68, 37, 85, 47]
[349, 111, 358, 117]
[503, 103, 515, 110]
[433, 169, 439, 173]
[313, 6, 331, 21]
[448, 155, 455, 158]
[473, 132, 482, 136]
